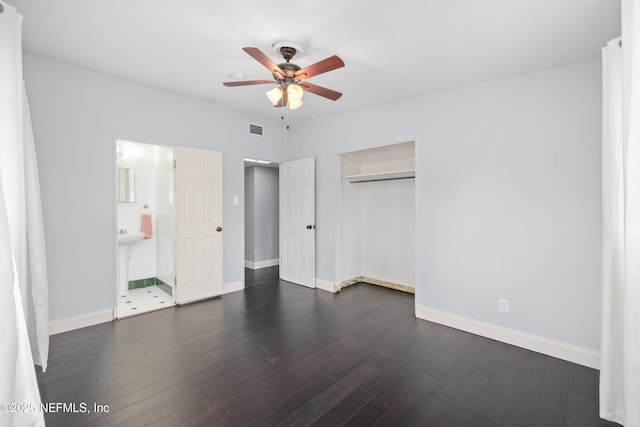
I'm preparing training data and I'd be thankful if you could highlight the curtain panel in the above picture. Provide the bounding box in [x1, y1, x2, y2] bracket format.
[600, 1, 640, 425]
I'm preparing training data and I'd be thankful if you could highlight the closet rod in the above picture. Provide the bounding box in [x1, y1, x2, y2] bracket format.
[349, 176, 415, 184]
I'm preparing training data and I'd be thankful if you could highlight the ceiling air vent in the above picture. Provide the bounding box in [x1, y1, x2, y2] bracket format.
[249, 124, 263, 137]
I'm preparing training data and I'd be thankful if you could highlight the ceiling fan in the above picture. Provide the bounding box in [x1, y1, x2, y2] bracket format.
[223, 42, 345, 110]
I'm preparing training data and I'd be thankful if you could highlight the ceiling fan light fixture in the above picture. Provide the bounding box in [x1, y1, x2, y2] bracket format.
[288, 97, 303, 110]
[265, 87, 283, 106]
[287, 84, 304, 101]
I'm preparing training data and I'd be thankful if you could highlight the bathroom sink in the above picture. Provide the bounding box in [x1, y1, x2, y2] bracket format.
[117, 231, 145, 245]
[117, 230, 145, 297]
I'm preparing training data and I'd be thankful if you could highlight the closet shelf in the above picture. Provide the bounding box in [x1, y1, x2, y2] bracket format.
[344, 169, 415, 183]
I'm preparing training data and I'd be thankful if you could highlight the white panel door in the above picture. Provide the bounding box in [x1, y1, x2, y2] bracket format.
[280, 157, 316, 288]
[175, 146, 223, 303]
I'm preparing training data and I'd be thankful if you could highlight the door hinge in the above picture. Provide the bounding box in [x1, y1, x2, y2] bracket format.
[174, 277, 177, 286]
[173, 159, 176, 168]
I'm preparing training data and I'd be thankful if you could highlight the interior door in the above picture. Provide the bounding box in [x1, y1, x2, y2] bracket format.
[280, 157, 316, 287]
[175, 146, 223, 303]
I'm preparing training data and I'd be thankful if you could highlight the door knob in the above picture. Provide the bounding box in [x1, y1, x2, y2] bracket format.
[216, 226, 223, 232]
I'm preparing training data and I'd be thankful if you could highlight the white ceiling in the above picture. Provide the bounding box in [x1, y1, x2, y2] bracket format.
[7, 0, 621, 123]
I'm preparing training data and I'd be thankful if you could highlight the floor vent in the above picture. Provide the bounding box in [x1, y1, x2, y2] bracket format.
[249, 124, 263, 136]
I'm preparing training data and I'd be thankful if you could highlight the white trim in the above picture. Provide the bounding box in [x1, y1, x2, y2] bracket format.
[223, 280, 244, 294]
[415, 304, 600, 370]
[244, 259, 280, 270]
[315, 279, 335, 293]
[49, 309, 113, 335]
[337, 139, 416, 156]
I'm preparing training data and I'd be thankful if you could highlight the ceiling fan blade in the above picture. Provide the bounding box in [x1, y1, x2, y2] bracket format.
[243, 47, 285, 77]
[300, 82, 342, 101]
[294, 55, 345, 81]
[223, 80, 275, 87]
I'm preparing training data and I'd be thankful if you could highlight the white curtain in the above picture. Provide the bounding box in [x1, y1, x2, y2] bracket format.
[600, 1, 640, 425]
[0, 2, 47, 426]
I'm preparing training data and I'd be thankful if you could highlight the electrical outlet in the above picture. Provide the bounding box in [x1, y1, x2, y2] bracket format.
[499, 299, 509, 313]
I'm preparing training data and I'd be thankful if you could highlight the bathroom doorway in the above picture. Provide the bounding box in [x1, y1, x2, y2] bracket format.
[244, 158, 280, 287]
[115, 140, 176, 317]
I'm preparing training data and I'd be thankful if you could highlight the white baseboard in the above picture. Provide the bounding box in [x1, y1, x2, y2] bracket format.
[245, 259, 280, 270]
[51, 282, 244, 334]
[223, 281, 244, 294]
[415, 304, 600, 370]
[49, 308, 113, 335]
[315, 279, 335, 293]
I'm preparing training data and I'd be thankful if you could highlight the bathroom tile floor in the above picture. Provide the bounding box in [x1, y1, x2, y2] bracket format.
[117, 285, 174, 318]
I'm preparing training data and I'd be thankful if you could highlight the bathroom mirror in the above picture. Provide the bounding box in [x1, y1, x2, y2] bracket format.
[117, 167, 135, 203]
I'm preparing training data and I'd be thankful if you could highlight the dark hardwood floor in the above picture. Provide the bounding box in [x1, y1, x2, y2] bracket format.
[37, 277, 618, 426]
[245, 266, 279, 288]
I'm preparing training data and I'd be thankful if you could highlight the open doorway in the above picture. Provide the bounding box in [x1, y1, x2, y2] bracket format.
[115, 139, 176, 317]
[244, 158, 280, 287]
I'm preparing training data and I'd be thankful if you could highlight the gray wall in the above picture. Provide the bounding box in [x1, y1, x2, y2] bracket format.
[25, 51, 603, 353]
[244, 165, 279, 263]
[286, 60, 602, 351]
[24, 53, 287, 320]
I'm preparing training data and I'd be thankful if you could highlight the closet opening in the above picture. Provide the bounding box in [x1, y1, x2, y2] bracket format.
[336, 141, 416, 295]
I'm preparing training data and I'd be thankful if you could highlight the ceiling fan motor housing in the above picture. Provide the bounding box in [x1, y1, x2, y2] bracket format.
[274, 61, 302, 83]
